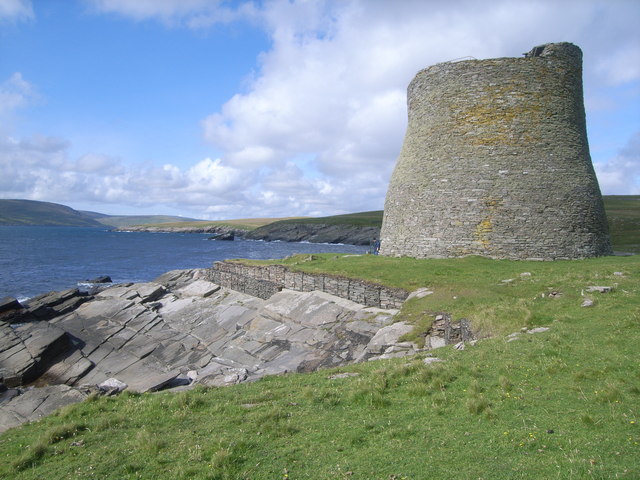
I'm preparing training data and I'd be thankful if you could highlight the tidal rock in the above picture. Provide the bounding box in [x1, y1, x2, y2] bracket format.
[208, 233, 234, 241]
[0, 296, 22, 314]
[0, 321, 71, 387]
[1, 271, 410, 428]
[86, 275, 112, 283]
[26, 288, 92, 320]
[0, 296, 33, 323]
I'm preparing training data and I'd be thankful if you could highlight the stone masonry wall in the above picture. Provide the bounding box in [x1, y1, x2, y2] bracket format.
[380, 42, 612, 260]
[207, 261, 408, 309]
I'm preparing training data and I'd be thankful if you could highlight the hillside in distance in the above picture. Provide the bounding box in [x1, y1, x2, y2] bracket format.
[92, 215, 200, 228]
[0, 200, 104, 227]
[0, 200, 201, 228]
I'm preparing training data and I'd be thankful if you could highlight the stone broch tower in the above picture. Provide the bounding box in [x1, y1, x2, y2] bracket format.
[380, 43, 612, 260]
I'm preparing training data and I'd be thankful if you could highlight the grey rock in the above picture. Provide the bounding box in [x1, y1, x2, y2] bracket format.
[177, 280, 221, 298]
[245, 222, 380, 246]
[527, 327, 550, 334]
[0, 296, 21, 313]
[26, 288, 92, 320]
[86, 276, 112, 284]
[585, 286, 612, 293]
[0, 271, 412, 428]
[0, 321, 71, 387]
[0, 297, 30, 323]
[97, 377, 128, 395]
[406, 288, 434, 300]
[0, 385, 90, 433]
[153, 269, 208, 290]
[423, 357, 443, 365]
[581, 298, 594, 308]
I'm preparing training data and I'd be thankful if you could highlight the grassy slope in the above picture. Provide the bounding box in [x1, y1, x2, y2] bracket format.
[1, 198, 638, 478]
[603, 195, 640, 254]
[0, 199, 103, 227]
[242, 195, 638, 252]
[94, 215, 200, 228]
[132, 217, 308, 231]
[1, 254, 638, 479]
[270, 210, 383, 227]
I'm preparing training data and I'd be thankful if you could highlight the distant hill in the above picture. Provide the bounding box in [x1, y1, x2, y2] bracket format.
[0, 199, 104, 227]
[94, 215, 200, 228]
[0, 199, 202, 228]
[603, 195, 640, 253]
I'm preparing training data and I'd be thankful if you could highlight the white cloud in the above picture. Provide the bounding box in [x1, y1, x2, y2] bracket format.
[0, 134, 253, 217]
[3, 1, 639, 219]
[594, 131, 640, 194]
[0, 73, 36, 118]
[85, 0, 255, 27]
[197, 0, 640, 216]
[0, 0, 33, 22]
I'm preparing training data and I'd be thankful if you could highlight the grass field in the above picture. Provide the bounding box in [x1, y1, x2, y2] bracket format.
[133, 217, 307, 231]
[271, 210, 384, 227]
[1, 253, 638, 479]
[603, 195, 640, 254]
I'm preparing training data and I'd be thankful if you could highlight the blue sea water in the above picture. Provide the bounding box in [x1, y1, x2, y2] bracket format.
[0, 226, 367, 300]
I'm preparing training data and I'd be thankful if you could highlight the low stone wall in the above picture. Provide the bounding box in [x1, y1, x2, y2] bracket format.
[207, 261, 408, 308]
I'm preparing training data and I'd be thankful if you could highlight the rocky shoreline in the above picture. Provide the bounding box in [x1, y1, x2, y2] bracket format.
[118, 223, 381, 246]
[245, 223, 380, 246]
[118, 225, 247, 236]
[0, 266, 475, 432]
[0, 270, 403, 431]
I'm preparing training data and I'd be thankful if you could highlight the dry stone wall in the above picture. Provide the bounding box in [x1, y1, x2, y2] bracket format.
[380, 42, 612, 260]
[208, 261, 408, 309]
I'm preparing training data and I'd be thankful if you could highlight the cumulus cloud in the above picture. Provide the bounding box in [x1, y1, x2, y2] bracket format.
[0, 133, 254, 217]
[0, 0, 33, 22]
[0, 73, 36, 118]
[594, 132, 640, 194]
[3, 1, 638, 218]
[198, 0, 640, 216]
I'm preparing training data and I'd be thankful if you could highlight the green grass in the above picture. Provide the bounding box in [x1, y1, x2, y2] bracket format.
[95, 215, 200, 228]
[129, 217, 307, 231]
[1, 255, 638, 479]
[603, 195, 640, 254]
[271, 210, 383, 227]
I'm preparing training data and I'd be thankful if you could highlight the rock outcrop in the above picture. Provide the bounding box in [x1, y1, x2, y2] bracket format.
[245, 223, 380, 246]
[0, 268, 424, 432]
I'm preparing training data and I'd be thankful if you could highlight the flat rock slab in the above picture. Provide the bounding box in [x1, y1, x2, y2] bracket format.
[177, 280, 221, 298]
[0, 270, 410, 429]
[0, 385, 90, 433]
[0, 321, 71, 387]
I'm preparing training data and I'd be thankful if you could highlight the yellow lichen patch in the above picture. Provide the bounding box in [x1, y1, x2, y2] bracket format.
[450, 83, 547, 146]
[474, 217, 493, 249]
[473, 198, 502, 250]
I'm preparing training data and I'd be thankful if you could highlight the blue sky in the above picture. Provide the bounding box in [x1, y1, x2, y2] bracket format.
[1, 0, 639, 220]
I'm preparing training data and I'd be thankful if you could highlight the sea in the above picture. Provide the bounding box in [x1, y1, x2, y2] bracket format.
[0, 226, 367, 301]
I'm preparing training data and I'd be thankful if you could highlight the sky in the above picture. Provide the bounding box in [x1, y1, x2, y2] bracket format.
[0, 0, 639, 220]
